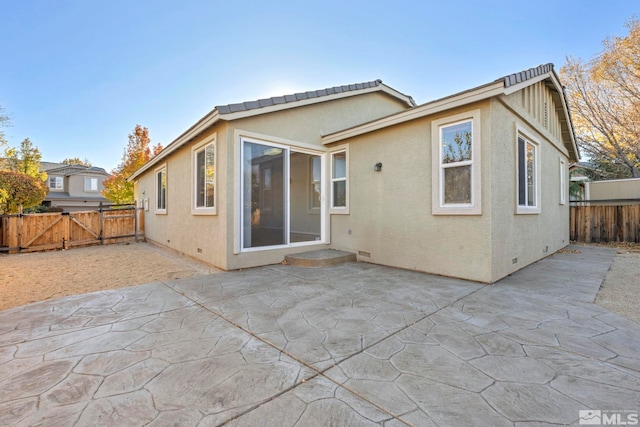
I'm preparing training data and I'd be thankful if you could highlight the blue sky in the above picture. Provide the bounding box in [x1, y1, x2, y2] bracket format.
[1, 0, 637, 172]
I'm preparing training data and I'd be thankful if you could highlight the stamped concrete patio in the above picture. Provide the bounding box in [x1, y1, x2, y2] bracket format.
[1, 245, 639, 426]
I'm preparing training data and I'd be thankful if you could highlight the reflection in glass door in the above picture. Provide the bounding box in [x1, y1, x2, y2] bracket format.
[243, 141, 285, 248]
[242, 139, 323, 250]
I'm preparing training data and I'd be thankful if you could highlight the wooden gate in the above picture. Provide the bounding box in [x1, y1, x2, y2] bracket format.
[0, 204, 144, 253]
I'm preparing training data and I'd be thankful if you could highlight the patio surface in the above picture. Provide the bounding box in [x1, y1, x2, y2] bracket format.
[1, 245, 639, 426]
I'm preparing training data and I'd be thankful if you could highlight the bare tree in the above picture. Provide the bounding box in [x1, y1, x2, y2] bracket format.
[561, 19, 640, 178]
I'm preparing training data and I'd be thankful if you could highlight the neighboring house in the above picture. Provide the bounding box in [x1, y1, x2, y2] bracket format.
[569, 162, 592, 201]
[130, 64, 579, 283]
[41, 162, 111, 212]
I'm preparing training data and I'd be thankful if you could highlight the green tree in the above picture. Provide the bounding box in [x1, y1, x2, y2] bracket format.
[3, 138, 48, 183]
[102, 125, 162, 204]
[0, 170, 48, 214]
[61, 157, 92, 166]
[561, 18, 640, 178]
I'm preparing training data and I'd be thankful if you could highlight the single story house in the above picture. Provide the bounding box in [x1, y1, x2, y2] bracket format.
[41, 162, 110, 212]
[130, 64, 578, 283]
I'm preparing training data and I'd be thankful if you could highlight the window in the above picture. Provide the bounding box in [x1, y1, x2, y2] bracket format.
[309, 156, 321, 209]
[49, 176, 63, 190]
[432, 110, 481, 215]
[517, 133, 540, 213]
[192, 136, 216, 214]
[156, 166, 167, 213]
[330, 149, 348, 211]
[84, 177, 98, 192]
[559, 158, 566, 205]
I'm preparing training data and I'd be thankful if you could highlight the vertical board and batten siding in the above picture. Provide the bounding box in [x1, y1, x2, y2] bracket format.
[570, 204, 640, 243]
[0, 207, 143, 253]
[519, 81, 562, 140]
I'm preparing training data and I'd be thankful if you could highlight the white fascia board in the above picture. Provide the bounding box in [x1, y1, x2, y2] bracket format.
[322, 82, 504, 145]
[128, 111, 221, 181]
[379, 84, 416, 107]
[502, 73, 551, 95]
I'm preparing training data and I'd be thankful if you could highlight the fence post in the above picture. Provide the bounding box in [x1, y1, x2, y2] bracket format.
[134, 201, 138, 243]
[17, 205, 23, 251]
[99, 202, 105, 244]
[63, 213, 70, 249]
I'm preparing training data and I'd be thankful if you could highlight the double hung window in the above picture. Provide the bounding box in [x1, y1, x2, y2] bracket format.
[192, 136, 216, 214]
[84, 177, 98, 192]
[330, 150, 348, 211]
[432, 110, 481, 215]
[49, 176, 63, 190]
[516, 133, 540, 213]
[156, 166, 167, 213]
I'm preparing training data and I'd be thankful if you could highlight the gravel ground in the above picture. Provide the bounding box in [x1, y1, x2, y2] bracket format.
[595, 248, 640, 324]
[0, 242, 638, 325]
[0, 242, 219, 311]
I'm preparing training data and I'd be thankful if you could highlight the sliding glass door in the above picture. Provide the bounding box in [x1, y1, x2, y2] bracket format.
[242, 138, 322, 250]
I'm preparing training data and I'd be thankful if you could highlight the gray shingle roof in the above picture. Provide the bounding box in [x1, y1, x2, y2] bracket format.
[45, 163, 109, 176]
[500, 63, 555, 87]
[215, 79, 389, 114]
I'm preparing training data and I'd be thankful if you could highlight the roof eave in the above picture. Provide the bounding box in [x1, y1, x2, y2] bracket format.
[128, 110, 221, 181]
[129, 81, 414, 181]
[322, 81, 504, 145]
[218, 84, 415, 121]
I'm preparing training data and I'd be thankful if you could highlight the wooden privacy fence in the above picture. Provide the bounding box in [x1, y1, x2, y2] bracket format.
[0, 204, 144, 253]
[570, 203, 640, 243]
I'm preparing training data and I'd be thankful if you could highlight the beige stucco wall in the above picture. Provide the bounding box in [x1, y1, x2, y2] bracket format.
[489, 98, 570, 281]
[329, 101, 494, 283]
[136, 124, 229, 268]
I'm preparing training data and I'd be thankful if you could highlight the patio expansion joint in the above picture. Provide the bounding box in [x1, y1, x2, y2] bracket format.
[162, 278, 488, 426]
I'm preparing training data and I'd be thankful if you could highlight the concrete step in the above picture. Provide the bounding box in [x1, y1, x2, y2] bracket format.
[284, 249, 357, 268]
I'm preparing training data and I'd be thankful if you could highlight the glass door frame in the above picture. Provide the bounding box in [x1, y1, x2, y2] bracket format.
[239, 136, 326, 253]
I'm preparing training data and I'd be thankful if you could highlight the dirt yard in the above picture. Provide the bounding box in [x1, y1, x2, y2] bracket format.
[594, 245, 640, 324]
[0, 242, 638, 325]
[0, 242, 219, 311]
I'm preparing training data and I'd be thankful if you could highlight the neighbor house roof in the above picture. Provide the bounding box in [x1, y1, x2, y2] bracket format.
[322, 64, 579, 161]
[44, 163, 109, 176]
[129, 80, 415, 180]
[44, 192, 109, 201]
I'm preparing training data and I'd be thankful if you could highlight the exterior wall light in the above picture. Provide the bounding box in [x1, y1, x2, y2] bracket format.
[374, 162, 382, 172]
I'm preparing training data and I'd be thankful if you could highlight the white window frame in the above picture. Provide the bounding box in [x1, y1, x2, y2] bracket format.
[559, 158, 566, 205]
[84, 177, 98, 192]
[155, 164, 167, 214]
[329, 147, 349, 214]
[192, 134, 217, 215]
[431, 110, 482, 215]
[516, 129, 541, 214]
[49, 176, 63, 190]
